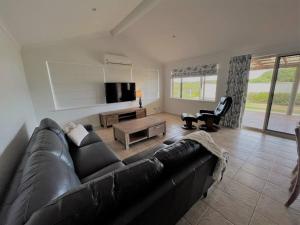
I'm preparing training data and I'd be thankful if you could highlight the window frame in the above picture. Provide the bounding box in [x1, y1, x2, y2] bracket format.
[170, 74, 218, 102]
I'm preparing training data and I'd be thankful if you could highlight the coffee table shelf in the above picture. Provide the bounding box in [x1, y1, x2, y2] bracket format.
[129, 130, 148, 143]
[113, 116, 166, 149]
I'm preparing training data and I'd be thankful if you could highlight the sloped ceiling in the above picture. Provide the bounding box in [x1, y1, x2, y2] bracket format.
[0, 0, 299, 63]
[123, 0, 300, 62]
[0, 0, 142, 45]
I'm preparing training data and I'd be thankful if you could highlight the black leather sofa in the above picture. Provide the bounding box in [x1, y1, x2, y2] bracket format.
[0, 118, 217, 225]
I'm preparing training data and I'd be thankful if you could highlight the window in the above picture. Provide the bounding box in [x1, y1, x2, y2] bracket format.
[172, 77, 181, 98]
[171, 64, 218, 101]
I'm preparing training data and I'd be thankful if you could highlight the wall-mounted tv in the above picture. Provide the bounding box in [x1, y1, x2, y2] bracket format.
[105, 82, 136, 103]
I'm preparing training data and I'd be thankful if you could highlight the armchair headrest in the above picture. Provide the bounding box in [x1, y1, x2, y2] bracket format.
[214, 96, 232, 117]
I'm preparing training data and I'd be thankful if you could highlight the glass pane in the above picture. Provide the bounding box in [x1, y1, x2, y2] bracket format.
[203, 75, 217, 101]
[182, 77, 201, 100]
[268, 55, 300, 134]
[294, 81, 300, 115]
[172, 78, 181, 98]
[243, 56, 275, 129]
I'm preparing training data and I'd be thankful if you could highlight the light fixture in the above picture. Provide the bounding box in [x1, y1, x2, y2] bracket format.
[136, 89, 143, 108]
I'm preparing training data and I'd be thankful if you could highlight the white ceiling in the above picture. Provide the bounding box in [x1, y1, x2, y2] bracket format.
[0, 0, 299, 62]
[0, 0, 142, 45]
[123, 0, 300, 62]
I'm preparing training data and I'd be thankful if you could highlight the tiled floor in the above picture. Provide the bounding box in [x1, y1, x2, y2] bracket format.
[96, 113, 300, 225]
[243, 110, 300, 134]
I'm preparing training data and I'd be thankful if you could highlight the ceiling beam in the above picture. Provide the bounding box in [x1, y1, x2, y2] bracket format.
[110, 0, 161, 36]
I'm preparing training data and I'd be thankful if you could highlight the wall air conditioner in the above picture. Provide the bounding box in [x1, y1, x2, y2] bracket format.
[104, 54, 132, 66]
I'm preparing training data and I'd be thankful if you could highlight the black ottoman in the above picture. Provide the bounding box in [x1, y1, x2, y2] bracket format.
[181, 113, 198, 130]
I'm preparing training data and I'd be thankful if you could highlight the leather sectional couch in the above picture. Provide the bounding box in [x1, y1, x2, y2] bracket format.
[0, 118, 218, 225]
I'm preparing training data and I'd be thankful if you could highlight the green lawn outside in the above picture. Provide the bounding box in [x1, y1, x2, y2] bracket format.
[172, 80, 217, 99]
[249, 67, 296, 83]
[182, 82, 201, 99]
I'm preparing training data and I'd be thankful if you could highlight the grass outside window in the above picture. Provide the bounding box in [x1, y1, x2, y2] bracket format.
[171, 75, 217, 101]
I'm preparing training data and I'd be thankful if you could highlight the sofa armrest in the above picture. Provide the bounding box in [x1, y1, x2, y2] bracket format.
[67, 131, 103, 153]
[80, 131, 102, 147]
[83, 124, 93, 132]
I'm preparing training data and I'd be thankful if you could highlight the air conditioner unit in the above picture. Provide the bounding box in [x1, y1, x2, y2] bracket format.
[104, 54, 132, 66]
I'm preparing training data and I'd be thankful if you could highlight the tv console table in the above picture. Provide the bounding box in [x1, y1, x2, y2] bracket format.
[99, 107, 146, 128]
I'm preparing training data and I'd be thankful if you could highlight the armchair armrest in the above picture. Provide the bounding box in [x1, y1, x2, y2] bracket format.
[200, 110, 214, 114]
[200, 113, 216, 119]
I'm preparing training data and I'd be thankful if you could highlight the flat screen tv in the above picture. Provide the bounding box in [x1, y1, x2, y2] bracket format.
[105, 82, 136, 103]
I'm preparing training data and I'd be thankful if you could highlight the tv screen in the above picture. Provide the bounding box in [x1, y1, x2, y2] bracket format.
[105, 82, 136, 103]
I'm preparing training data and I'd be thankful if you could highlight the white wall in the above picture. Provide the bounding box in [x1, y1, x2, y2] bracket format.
[0, 21, 36, 155]
[163, 42, 300, 115]
[22, 34, 163, 127]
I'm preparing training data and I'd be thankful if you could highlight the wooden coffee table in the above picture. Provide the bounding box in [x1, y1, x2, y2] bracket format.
[113, 116, 166, 149]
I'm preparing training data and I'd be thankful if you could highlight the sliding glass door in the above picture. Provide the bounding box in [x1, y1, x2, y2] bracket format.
[243, 56, 275, 129]
[243, 53, 300, 136]
[266, 54, 300, 134]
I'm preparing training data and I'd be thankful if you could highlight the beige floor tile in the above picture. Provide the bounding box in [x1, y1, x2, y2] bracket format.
[272, 151, 297, 160]
[184, 200, 208, 225]
[229, 156, 245, 168]
[214, 175, 232, 191]
[274, 158, 297, 169]
[234, 169, 266, 192]
[262, 182, 300, 212]
[205, 188, 254, 225]
[224, 163, 240, 178]
[197, 207, 233, 225]
[271, 164, 294, 178]
[247, 157, 273, 170]
[176, 217, 191, 225]
[229, 150, 251, 161]
[267, 171, 292, 190]
[256, 195, 300, 225]
[223, 179, 260, 208]
[250, 152, 276, 161]
[249, 212, 279, 225]
[242, 162, 271, 180]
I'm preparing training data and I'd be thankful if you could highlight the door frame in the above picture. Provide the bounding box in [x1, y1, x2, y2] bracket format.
[244, 52, 300, 139]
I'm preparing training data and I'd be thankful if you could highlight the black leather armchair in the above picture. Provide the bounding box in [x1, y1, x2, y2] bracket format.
[196, 96, 232, 132]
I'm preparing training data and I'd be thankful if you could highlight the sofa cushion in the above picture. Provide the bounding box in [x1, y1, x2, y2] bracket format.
[29, 129, 74, 168]
[81, 161, 125, 183]
[25, 158, 164, 225]
[154, 140, 203, 170]
[39, 118, 69, 149]
[114, 158, 164, 203]
[72, 142, 120, 179]
[5, 152, 80, 225]
[67, 131, 103, 152]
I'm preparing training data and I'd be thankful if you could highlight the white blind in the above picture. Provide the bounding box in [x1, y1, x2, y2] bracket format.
[104, 64, 132, 82]
[47, 61, 105, 109]
[46, 61, 159, 110]
[133, 68, 159, 99]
